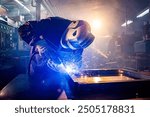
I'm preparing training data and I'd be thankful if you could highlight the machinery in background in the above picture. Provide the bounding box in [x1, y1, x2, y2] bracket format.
[106, 32, 139, 70]
[134, 40, 150, 71]
[0, 16, 30, 90]
[0, 18, 17, 51]
[0, 16, 30, 52]
[106, 31, 149, 72]
[134, 22, 150, 71]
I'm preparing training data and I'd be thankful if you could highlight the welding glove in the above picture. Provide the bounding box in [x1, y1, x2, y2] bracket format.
[35, 40, 65, 72]
[35, 40, 82, 75]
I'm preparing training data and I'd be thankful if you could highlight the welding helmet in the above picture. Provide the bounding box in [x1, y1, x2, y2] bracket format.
[60, 20, 95, 50]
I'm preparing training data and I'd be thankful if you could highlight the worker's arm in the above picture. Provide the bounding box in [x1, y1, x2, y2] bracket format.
[18, 21, 41, 46]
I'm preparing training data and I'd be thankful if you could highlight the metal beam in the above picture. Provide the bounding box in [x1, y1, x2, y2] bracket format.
[35, 0, 42, 20]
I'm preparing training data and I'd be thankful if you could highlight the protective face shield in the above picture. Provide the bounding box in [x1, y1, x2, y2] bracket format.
[61, 20, 95, 50]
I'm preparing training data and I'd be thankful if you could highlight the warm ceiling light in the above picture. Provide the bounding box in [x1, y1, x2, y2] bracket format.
[92, 19, 101, 30]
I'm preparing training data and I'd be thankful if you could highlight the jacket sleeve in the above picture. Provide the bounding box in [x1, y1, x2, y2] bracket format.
[18, 21, 41, 46]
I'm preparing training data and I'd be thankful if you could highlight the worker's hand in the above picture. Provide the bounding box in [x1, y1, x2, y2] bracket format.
[35, 40, 63, 71]
[35, 40, 81, 74]
[47, 59, 64, 72]
[35, 40, 48, 56]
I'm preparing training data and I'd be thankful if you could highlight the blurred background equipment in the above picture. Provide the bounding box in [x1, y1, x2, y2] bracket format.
[0, 18, 17, 50]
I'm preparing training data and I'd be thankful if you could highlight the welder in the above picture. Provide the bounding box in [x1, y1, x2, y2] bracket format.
[18, 17, 95, 99]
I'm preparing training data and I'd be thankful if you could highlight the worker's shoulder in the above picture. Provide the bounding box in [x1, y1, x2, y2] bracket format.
[40, 16, 71, 22]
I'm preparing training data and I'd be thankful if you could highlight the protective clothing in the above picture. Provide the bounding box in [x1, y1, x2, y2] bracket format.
[18, 17, 94, 99]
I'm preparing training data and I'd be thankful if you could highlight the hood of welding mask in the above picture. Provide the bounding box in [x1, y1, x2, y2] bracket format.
[61, 20, 95, 50]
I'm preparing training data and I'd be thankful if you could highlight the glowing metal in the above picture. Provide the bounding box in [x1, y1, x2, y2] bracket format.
[93, 77, 101, 83]
[65, 66, 73, 73]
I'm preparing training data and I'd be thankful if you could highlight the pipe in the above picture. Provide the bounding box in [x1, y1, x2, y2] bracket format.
[35, 0, 42, 20]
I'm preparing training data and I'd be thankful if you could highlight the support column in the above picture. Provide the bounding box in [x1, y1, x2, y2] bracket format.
[35, 0, 42, 20]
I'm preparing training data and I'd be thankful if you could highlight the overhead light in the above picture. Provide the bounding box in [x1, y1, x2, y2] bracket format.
[137, 9, 149, 18]
[92, 19, 102, 29]
[14, 0, 30, 13]
[121, 20, 133, 27]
